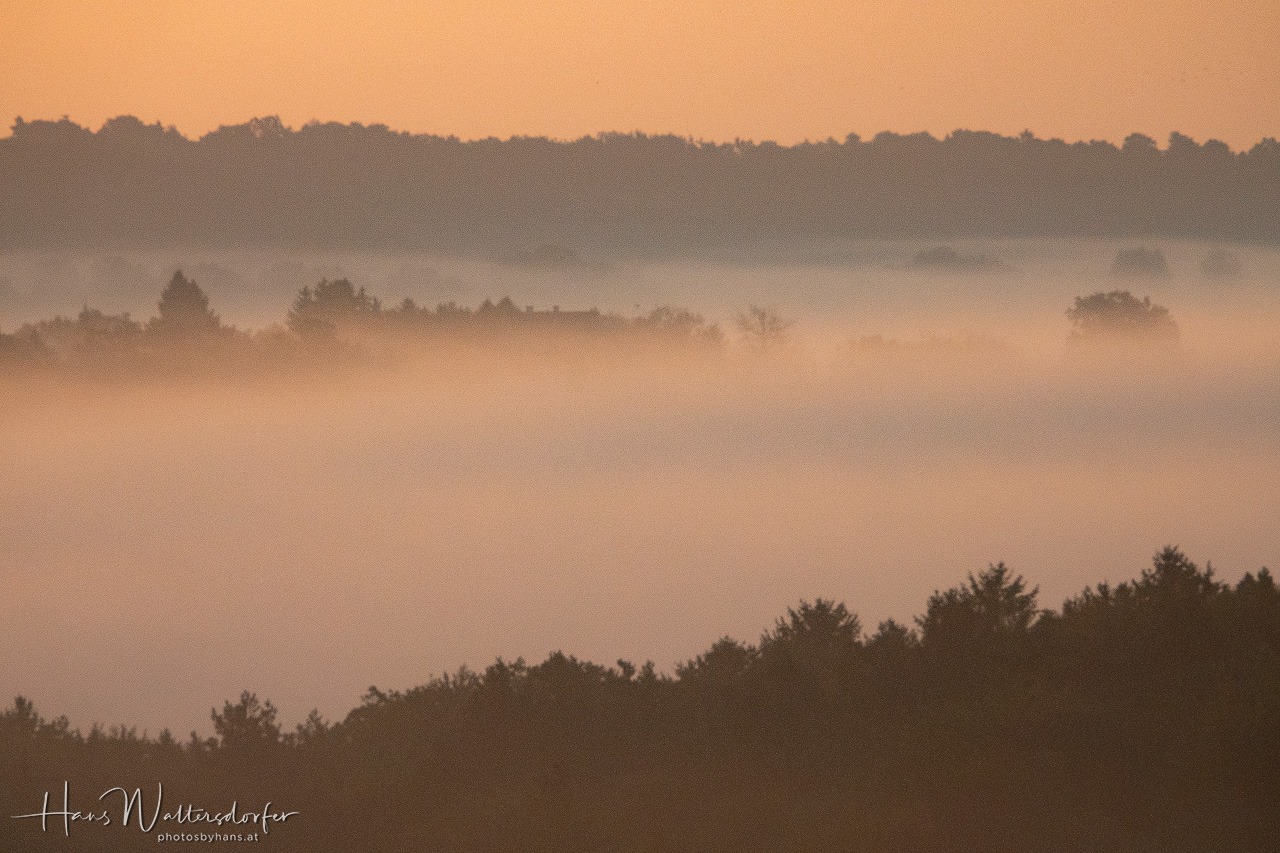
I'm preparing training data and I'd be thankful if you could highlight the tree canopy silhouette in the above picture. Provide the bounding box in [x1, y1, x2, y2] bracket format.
[287, 278, 381, 340]
[735, 305, 793, 353]
[148, 270, 223, 340]
[1066, 290, 1179, 346]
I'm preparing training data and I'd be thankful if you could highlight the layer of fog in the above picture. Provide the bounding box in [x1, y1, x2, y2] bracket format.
[2, 239, 1278, 736]
[3, 238, 1279, 341]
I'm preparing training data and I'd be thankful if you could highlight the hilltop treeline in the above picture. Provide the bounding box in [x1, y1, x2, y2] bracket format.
[3, 547, 1278, 852]
[3, 116, 1278, 254]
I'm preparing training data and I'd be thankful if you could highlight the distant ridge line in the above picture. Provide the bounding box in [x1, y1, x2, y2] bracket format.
[4, 115, 1277, 251]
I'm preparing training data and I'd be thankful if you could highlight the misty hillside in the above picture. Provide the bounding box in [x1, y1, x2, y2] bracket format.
[3, 116, 1278, 255]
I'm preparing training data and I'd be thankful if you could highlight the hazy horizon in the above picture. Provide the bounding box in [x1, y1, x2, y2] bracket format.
[4, 1, 1277, 150]
[5, 115, 1278, 152]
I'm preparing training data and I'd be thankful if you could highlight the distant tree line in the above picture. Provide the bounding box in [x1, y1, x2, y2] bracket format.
[2, 116, 1278, 254]
[0, 271, 725, 374]
[2, 267, 1186, 376]
[2, 547, 1277, 851]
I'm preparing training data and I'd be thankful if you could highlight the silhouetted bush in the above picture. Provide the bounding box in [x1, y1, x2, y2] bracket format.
[909, 245, 1003, 272]
[1111, 246, 1169, 278]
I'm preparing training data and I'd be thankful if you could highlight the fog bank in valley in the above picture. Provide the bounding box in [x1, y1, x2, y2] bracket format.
[1, 240, 1278, 735]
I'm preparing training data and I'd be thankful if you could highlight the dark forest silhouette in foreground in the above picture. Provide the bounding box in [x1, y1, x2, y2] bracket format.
[2, 547, 1277, 851]
[3, 116, 1278, 254]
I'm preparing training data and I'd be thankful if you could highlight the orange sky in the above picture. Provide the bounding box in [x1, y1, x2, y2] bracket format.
[2, 0, 1277, 147]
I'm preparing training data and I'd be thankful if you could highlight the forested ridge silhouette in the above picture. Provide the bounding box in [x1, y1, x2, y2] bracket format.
[3, 116, 1278, 254]
[3, 548, 1277, 851]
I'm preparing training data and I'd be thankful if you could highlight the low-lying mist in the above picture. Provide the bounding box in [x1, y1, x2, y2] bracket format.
[2, 240, 1278, 737]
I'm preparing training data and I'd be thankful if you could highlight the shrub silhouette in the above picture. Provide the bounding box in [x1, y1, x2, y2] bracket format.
[1110, 246, 1169, 278]
[909, 245, 1002, 272]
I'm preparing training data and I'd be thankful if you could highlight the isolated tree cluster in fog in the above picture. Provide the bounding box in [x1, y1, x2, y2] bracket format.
[1066, 289, 1179, 346]
[1110, 246, 1169, 279]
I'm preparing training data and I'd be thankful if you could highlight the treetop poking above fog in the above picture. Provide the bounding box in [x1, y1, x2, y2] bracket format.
[3, 117, 1278, 254]
[150, 270, 227, 340]
[1066, 290, 1179, 347]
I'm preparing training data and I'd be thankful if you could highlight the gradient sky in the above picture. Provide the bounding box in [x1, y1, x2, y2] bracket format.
[2, 0, 1277, 147]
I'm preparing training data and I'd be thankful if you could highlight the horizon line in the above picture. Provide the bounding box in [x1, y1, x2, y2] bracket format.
[6, 113, 1277, 154]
